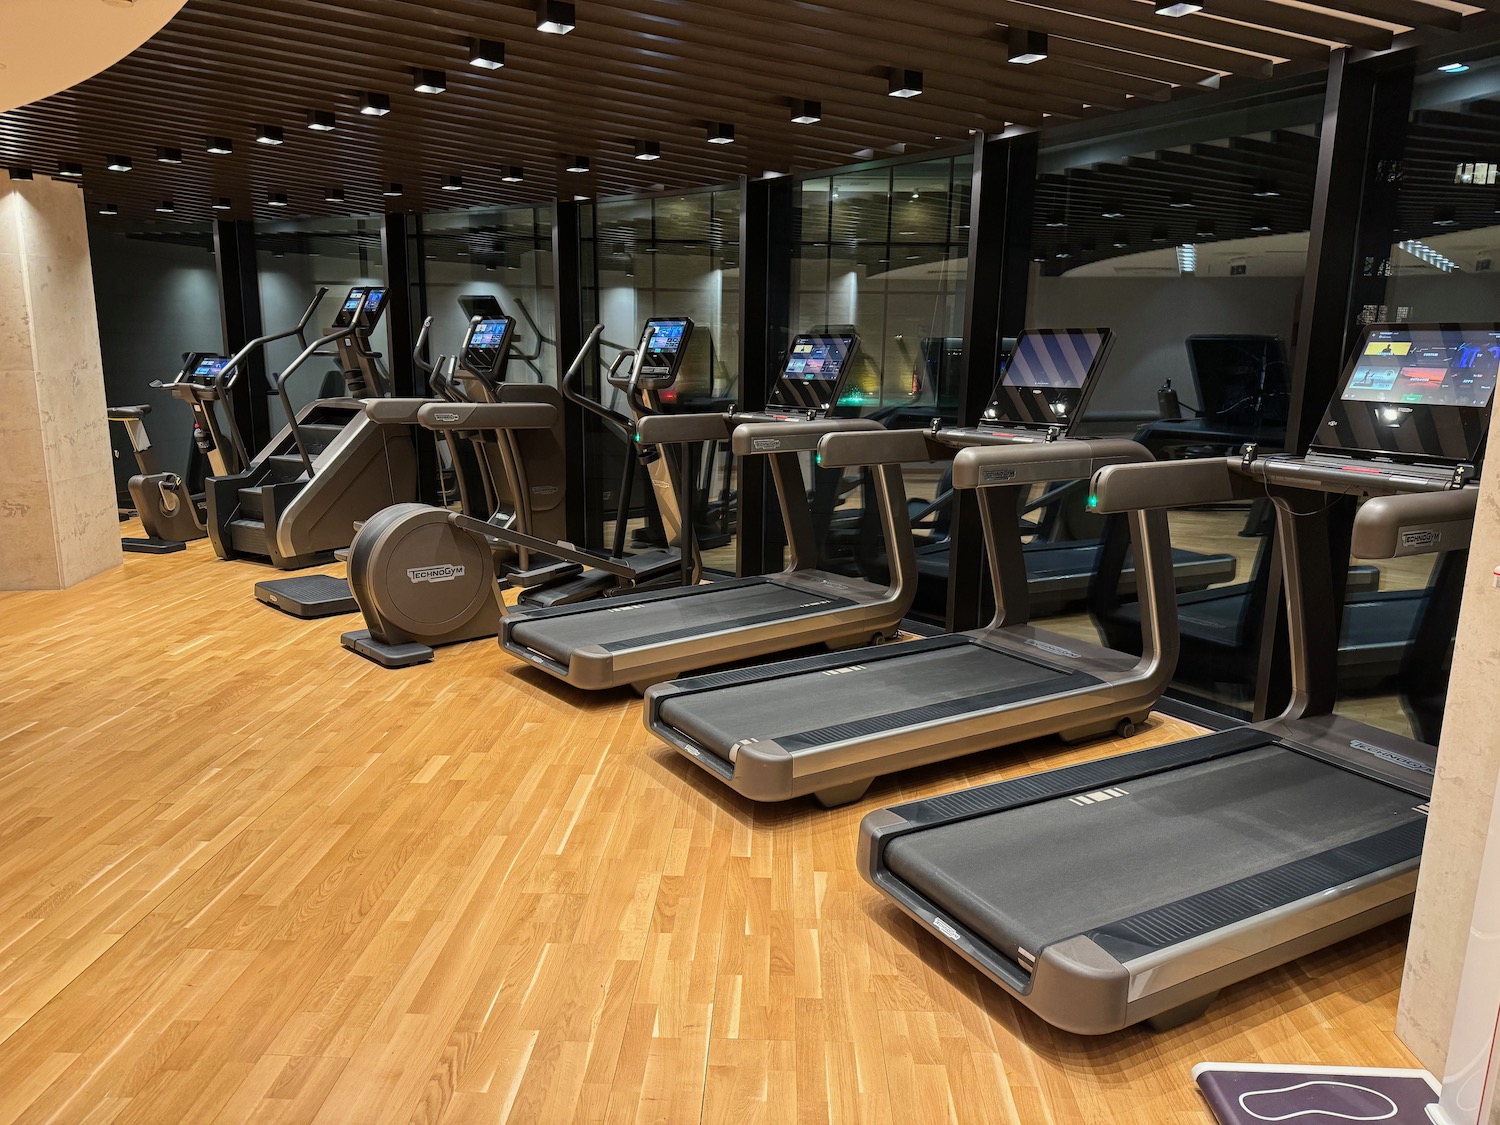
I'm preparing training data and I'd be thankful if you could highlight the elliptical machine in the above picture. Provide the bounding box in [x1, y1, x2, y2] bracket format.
[339, 316, 698, 668]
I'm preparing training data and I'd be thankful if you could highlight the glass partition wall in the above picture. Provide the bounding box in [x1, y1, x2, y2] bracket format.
[1028, 92, 1323, 716]
[583, 187, 742, 570]
[791, 153, 974, 622]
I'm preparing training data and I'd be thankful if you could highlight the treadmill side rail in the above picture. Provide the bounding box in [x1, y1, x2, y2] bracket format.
[1351, 488, 1478, 559]
[731, 418, 883, 455]
[951, 437, 1150, 491]
[1090, 456, 1255, 513]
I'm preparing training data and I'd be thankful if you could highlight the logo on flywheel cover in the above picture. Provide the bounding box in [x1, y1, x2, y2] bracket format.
[407, 564, 467, 584]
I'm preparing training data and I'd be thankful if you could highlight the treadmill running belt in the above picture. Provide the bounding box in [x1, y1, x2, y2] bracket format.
[883, 745, 1426, 965]
[508, 581, 854, 663]
[659, 640, 1075, 759]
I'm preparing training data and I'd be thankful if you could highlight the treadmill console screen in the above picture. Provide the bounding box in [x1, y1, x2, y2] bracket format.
[189, 356, 233, 382]
[463, 316, 515, 379]
[636, 318, 693, 387]
[984, 328, 1111, 429]
[769, 334, 858, 413]
[333, 286, 387, 330]
[1316, 324, 1500, 465]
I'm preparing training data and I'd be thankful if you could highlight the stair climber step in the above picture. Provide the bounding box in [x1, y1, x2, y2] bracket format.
[237, 486, 265, 520]
[229, 517, 271, 557]
[300, 423, 346, 453]
[268, 453, 311, 482]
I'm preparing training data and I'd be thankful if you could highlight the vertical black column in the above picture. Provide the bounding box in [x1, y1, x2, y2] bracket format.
[947, 132, 1038, 632]
[1254, 48, 1413, 721]
[213, 218, 271, 452]
[383, 212, 440, 504]
[553, 200, 588, 545]
[736, 174, 794, 577]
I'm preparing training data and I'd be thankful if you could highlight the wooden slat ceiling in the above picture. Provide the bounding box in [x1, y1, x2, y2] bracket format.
[0, 0, 1490, 222]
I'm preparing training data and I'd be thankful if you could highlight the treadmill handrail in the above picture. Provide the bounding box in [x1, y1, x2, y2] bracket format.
[273, 317, 363, 477]
[416, 402, 559, 432]
[816, 427, 949, 468]
[951, 438, 1151, 490]
[635, 412, 736, 446]
[1090, 456, 1254, 514]
[731, 418, 883, 456]
[1351, 488, 1478, 560]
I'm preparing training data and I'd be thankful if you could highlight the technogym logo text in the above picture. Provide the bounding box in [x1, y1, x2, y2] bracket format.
[1400, 529, 1441, 549]
[407, 564, 467, 584]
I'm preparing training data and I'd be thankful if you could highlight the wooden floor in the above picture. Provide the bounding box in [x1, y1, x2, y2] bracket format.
[0, 532, 1420, 1124]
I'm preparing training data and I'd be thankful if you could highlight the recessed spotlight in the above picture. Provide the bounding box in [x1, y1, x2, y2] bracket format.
[634, 140, 661, 161]
[1250, 216, 1272, 232]
[106, 155, 133, 172]
[413, 68, 447, 95]
[1112, 232, 1131, 248]
[1156, 1, 1204, 14]
[98, 203, 119, 216]
[469, 38, 506, 69]
[1169, 190, 1194, 208]
[1007, 28, 1048, 65]
[325, 187, 345, 203]
[307, 110, 336, 132]
[7, 167, 33, 181]
[1196, 219, 1216, 238]
[1438, 62, 1470, 74]
[1102, 202, 1125, 219]
[267, 192, 289, 207]
[360, 92, 392, 117]
[57, 162, 84, 178]
[565, 155, 590, 173]
[206, 137, 234, 155]
[1055, 246, 1072, 260]
[708, 122, 735, 144]
[212, 197, 232, 211]
[501, 165, 524, 182]
[536, 0, 576, 34]
[441, 175, 464, 191]
[155, 199, 175, 214]
[1151, 225, 1170, 243]
[383, 182, 403, 197]
[256, 125, 285, 146]
[1252, 178, 1280, 198]
[1434, 205, 1457, 226]
[1045, 211, 1066, 228]
[791, 98, 822, 124]
[156, 147, 183, 164]
[888, 68, 923, 98]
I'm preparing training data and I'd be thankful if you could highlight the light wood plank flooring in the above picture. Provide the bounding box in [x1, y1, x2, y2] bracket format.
[0, 531, 1420, 1123]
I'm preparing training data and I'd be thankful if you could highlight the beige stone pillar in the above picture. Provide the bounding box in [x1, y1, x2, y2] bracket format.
[0, 171, 119, 590]
[1398, 477, 1500, 1070]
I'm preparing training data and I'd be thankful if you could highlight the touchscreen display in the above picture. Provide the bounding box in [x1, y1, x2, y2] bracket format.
[646, 320, 687, 354]
[1344, 330, 1499, 408]
[770, 335, 856, 411]
[470, 318, 512, 350]
[191, 357, 232, 380]
[342, 287, 368, 313]
[986, 329, 1109, 428]
[1317, 324, 1500, 463]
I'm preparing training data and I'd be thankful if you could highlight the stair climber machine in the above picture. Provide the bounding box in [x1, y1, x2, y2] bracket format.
[644, 327, 1180, 807]
[339, 317, 696, 668]
[858, 322, 1494, 1035]
[494, 329, 927, 694]
[205, 286, 418, 587]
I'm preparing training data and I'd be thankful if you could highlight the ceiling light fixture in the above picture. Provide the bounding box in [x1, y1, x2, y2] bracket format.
[98, 203, 119, 216]
[325, 187, 345, 203]
[501, 165, 524, 182]
[441, 175, 464, 191]
[1196, 219, 1216, 239]
[1252, 178, 1280, 198]
[1151, 225, 1170, 243]
[106, 155, 133, 172]
[536, 0, 576, 34]
[57, 162, 84, 178]
[307, 110, 336, 132]
[413, 68, 447, 94]
[1006, 28, 1048, 65]
[888, 68, 923, 98]
[1438, 62, 1470, 74]
[565, 155, 590, 173]
[212, 197, 232, 210]
[634, 140, 661, 161]
[206, 137, 234, 155]
[360, 92, 392, 117]
[1112, 232, 1131, 248]
[156, 147, 183, 164]
[1250, 216, 1272, 232]
[156, 199, 175, 214]
[7, 167, 33, 181]
[1045, 211, 1066, 228]
[1156, 1, 1205, 14]
[708, 122, 735, 144]
[1102, 202, 1125, 219]
[1169, 190, 1194, 208]
[791, 98, 822, 124]
[256, 125, 285, 146]
[383, 182, 403, 197]
[1434, 205, 1458, 226]
[267, 192, 289, 207]
[469, 38, 506, 69]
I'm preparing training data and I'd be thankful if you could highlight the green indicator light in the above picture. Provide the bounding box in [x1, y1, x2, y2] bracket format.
[815, 453, 823, 466]
[1087, 494, 1099, 509]
[634, 433, 642, 443]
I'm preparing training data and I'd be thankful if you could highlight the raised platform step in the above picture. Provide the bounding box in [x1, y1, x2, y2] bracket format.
[255, 573, 357, 618]
[229, 517, 270, 557]
[237, 486, 264, 520]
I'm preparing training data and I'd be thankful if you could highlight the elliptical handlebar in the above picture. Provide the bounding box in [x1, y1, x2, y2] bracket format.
[562, 324, 640, 434]
[273, 313, 364, 478]
[412, 316, 436, 377]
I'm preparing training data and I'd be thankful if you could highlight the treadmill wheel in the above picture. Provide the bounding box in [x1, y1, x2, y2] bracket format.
[1116, 718, 1137, 739]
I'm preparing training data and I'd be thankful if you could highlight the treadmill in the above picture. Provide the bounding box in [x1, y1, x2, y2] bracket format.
[497, 331, 918, 691]
[645, 328, 1181, 807]
[858, 322, 1495, 1034]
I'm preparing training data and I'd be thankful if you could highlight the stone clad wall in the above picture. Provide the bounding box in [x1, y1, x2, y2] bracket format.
[0, 172, 119, 590]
